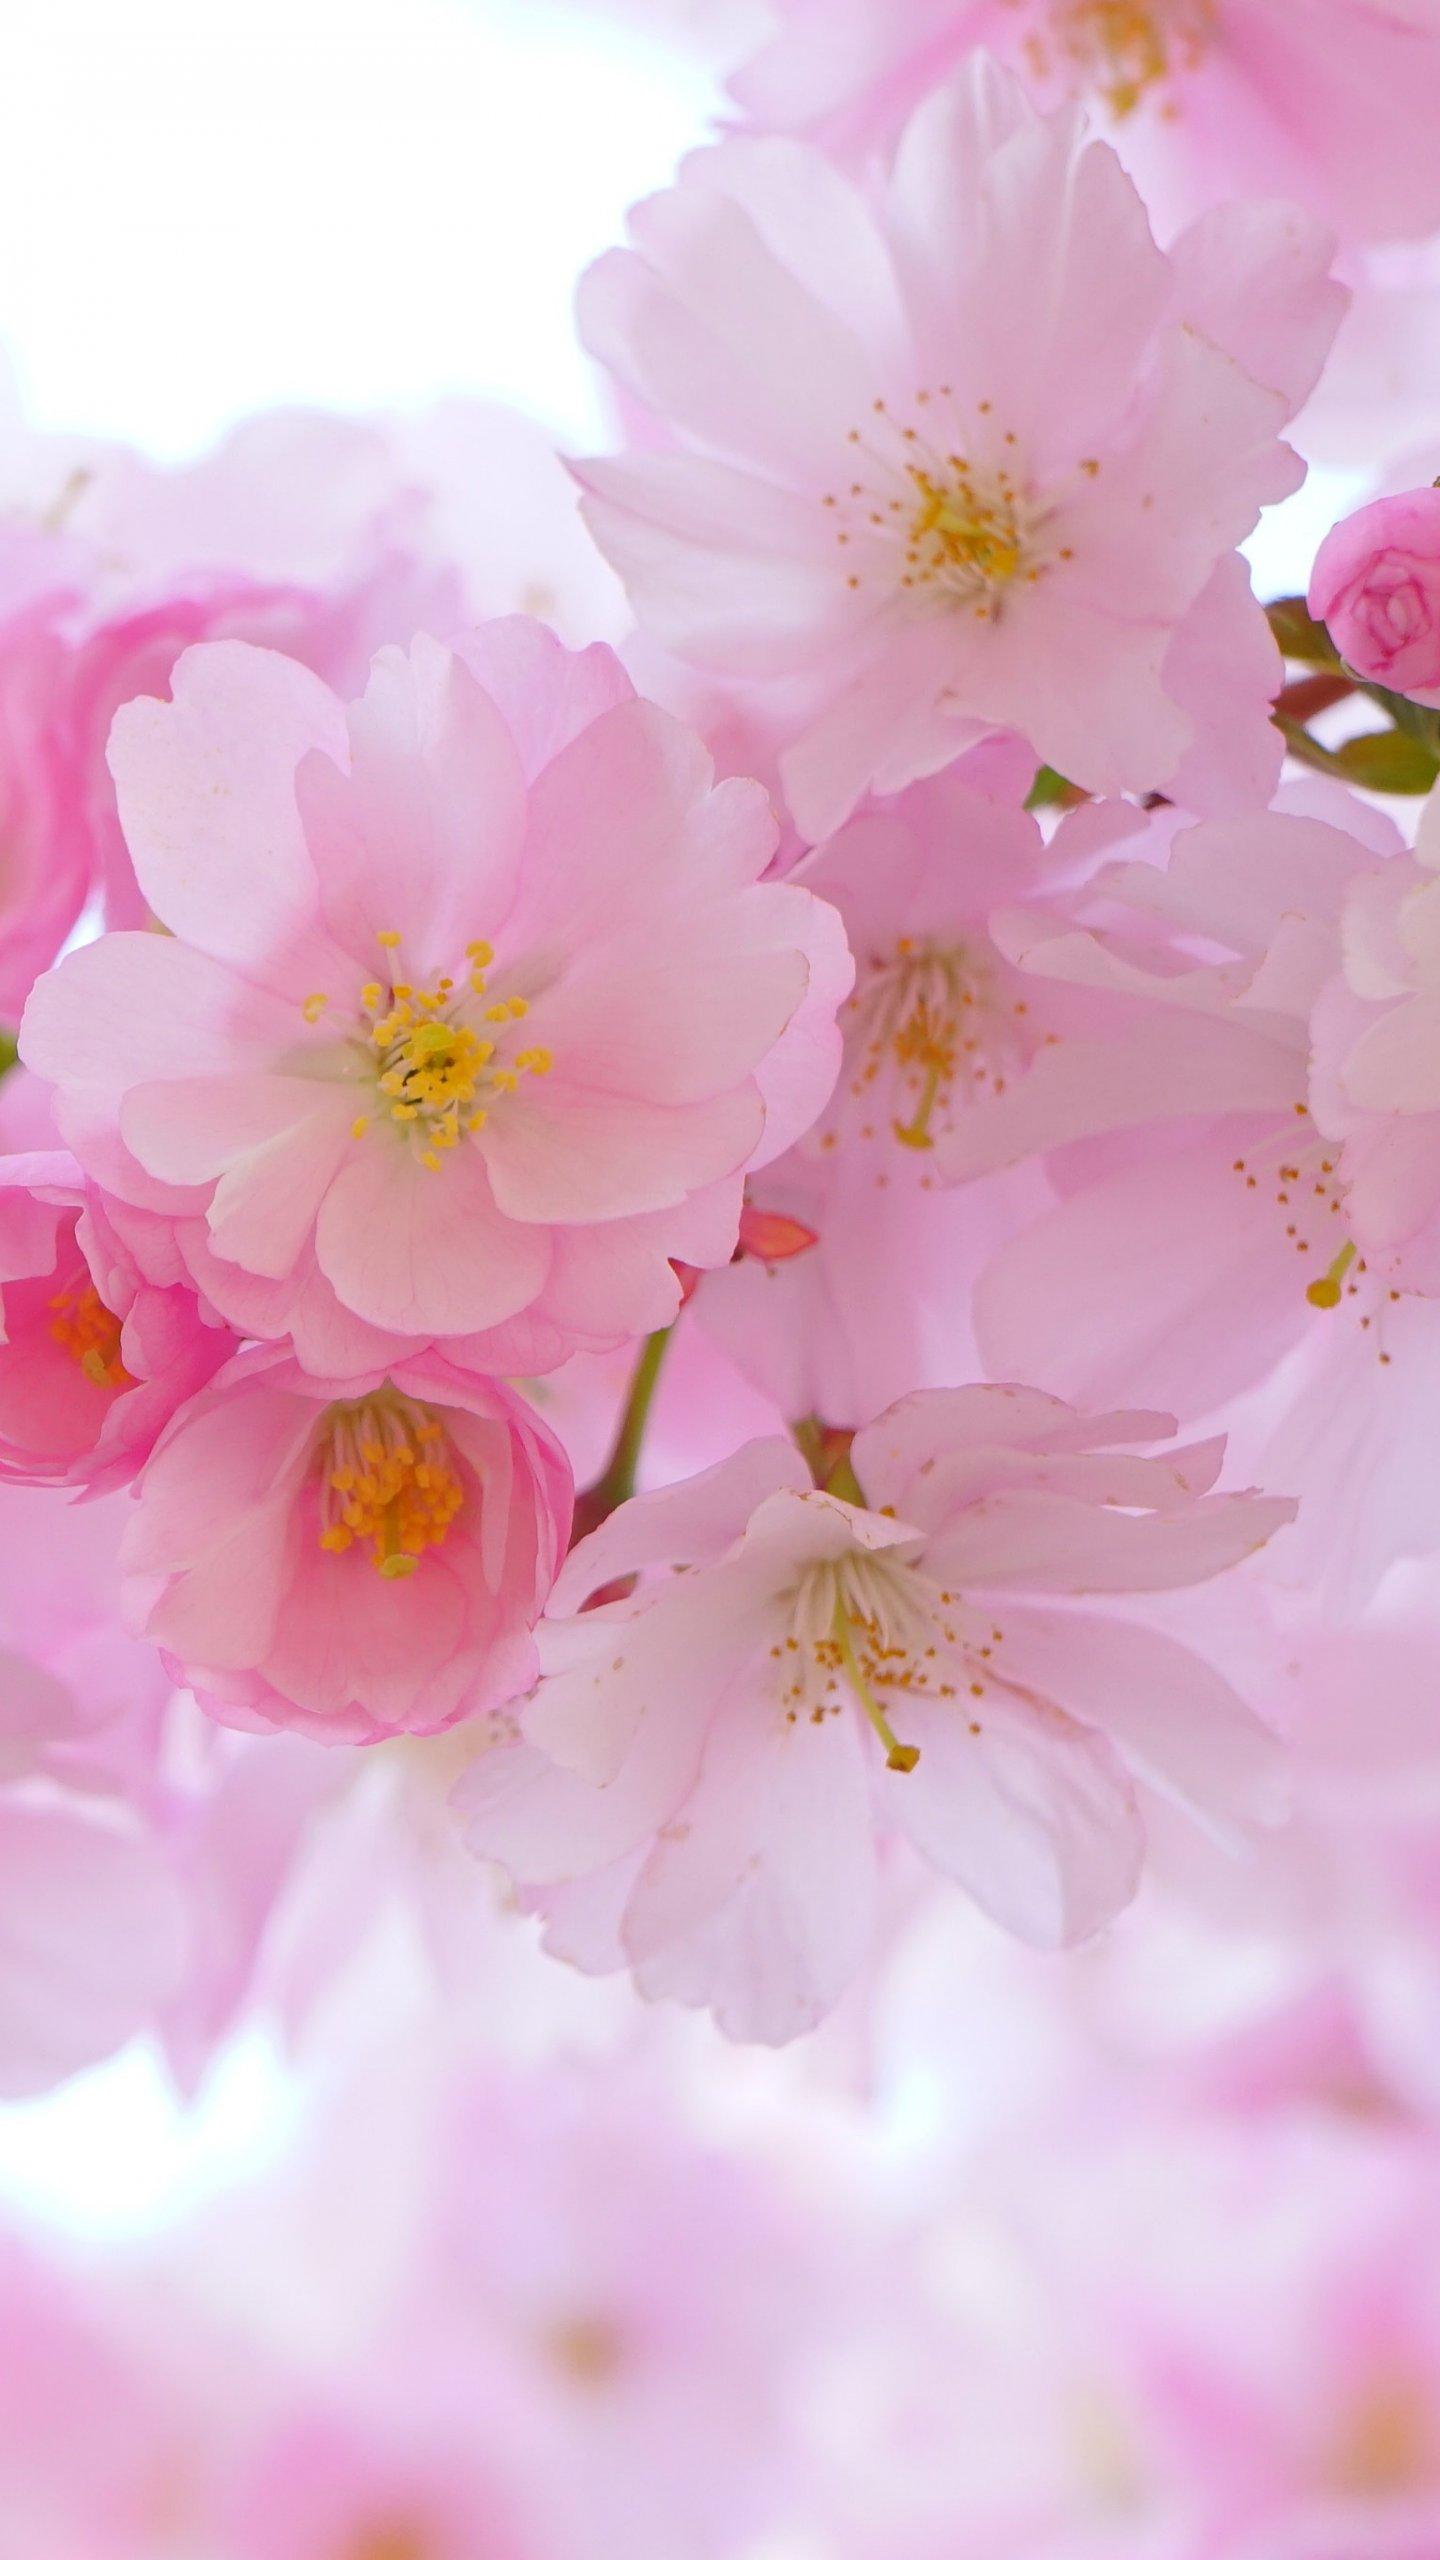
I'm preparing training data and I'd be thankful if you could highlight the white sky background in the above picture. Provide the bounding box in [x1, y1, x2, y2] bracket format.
[0, 0, 717, 457]
[0, 0, 1348, 2239]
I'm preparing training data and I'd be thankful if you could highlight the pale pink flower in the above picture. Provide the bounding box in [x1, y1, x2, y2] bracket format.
[122, 1346, 573, 1744]
[1310, 488, 1440, 708]
[573, 58, 1340, 837]
[729, 0, 1440, 247]
[698, 760, 1090, 1421]
[0, 1149, 227, 1491]
[0, 2237, 185, 2555]
[935, 784, 1440, 1605]
[1306, 790, 1440, 1300]
[0, 1484, 185, 2097]
[22, 622, 851, 1374]
[416, 2062, 842, 2560]
[66, 400, 631, 932]
[458, 1388, 1291, 2043]
[226, 2410, 537, 2560]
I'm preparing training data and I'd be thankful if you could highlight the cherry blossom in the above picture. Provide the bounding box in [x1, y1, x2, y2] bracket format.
[0, 1149, 226, 1491]
[574, 56, 1340, 836]
[121, 1346, 573, 1743]
[21, 622, 851, 1373]
[730, 0, 1440, 248]
[459, 1387, 1290, 2041]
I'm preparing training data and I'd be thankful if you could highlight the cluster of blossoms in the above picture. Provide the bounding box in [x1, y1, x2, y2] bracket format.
[10, 0, 1440, 2547]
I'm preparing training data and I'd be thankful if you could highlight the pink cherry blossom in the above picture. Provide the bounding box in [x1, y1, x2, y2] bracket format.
[226, 2410, 538, 2560]
[0, 1483, 185, 2097]
[1306, 791, 1440, 1301]
[573, 57, 1341, 837]
[932, 783, 1440, 1605]
[21, 622, 852, 1374]
[66, 401, 629, 933]
[729, 0, 1440, 248]
[1310, 487, 1440, 708]
[0, 1149, 227, 1492]
[0, 530, 95, 1026]
[458, 1388, 1291, 2042]
[697, 759, 1091, 1422]
[121, 1345, 573, 1744]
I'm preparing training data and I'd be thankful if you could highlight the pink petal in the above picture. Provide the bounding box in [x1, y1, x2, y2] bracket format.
[315, 1140, 551, 1334]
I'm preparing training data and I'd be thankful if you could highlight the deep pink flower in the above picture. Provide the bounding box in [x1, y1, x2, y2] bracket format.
[0, 531, 95, 1025]
[574, 58, 1340, 837]
[22, 621, 851, 1375]
[729, 0, 1440, 247]
[0, 1149, 227, 1491]
[458, 1388, 1290, 2042]
[122, 1346, 573, 1744]
[1310, 488, 1440, 709]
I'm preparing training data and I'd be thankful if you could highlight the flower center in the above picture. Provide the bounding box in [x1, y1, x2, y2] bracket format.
[1231, 1113, 1405, 1364]
[908, 469, 1023, 592]
[1019, 0, 1217, 118]
[778, 1548, 1007, 1774]
[823, 394, 1068, 618]
[47, 1279, 130, 1389]
[345, 2527, 434, 2560]
[316, 1391, 465, 1579]
[839, 938, 1030, 1153]
[1330, 2373, 1435, 2498]
[549, 2313, 626, 2386]
[304, 930, 553, 1173]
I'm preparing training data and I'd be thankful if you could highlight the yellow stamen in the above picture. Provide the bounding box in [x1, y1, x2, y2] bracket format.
[831, 1598, 920, 1773]
[48, 1281, 130, 1391]
[1307, 1239, 1358, 1310]
[908, 467, 1023, 591]
[301, 991, 329, 1023]
[316, 1392, 465, 1576]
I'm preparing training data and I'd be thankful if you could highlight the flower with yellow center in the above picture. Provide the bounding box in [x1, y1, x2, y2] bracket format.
[1229, 1110, 1407, 1366]
[822, 391, 1077, 621]
[305, 928, 554, 1174]
[777, 1545, 1008, 1776]
[316, 1391, 466, 1580]
[838, 936, 1031, 1154]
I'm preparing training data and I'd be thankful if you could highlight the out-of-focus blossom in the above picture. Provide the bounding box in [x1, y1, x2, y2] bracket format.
[1310, 485, 1440, 706]
[22, 623, 851, 1372]
[0, 1484, 184, 2097]
[459, 1387, 1290, 2042]
[575, 57, 1340, 836]
[729, 0, 1440, 248]
[122, 1346, 572, 1744]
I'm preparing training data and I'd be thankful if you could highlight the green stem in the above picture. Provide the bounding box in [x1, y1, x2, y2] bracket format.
[585, 1325, 673, 1521]
[0, 1030, 16, 1084]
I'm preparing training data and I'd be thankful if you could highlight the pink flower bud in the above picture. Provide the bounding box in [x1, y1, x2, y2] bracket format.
[1309, 487, 1440, 707]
